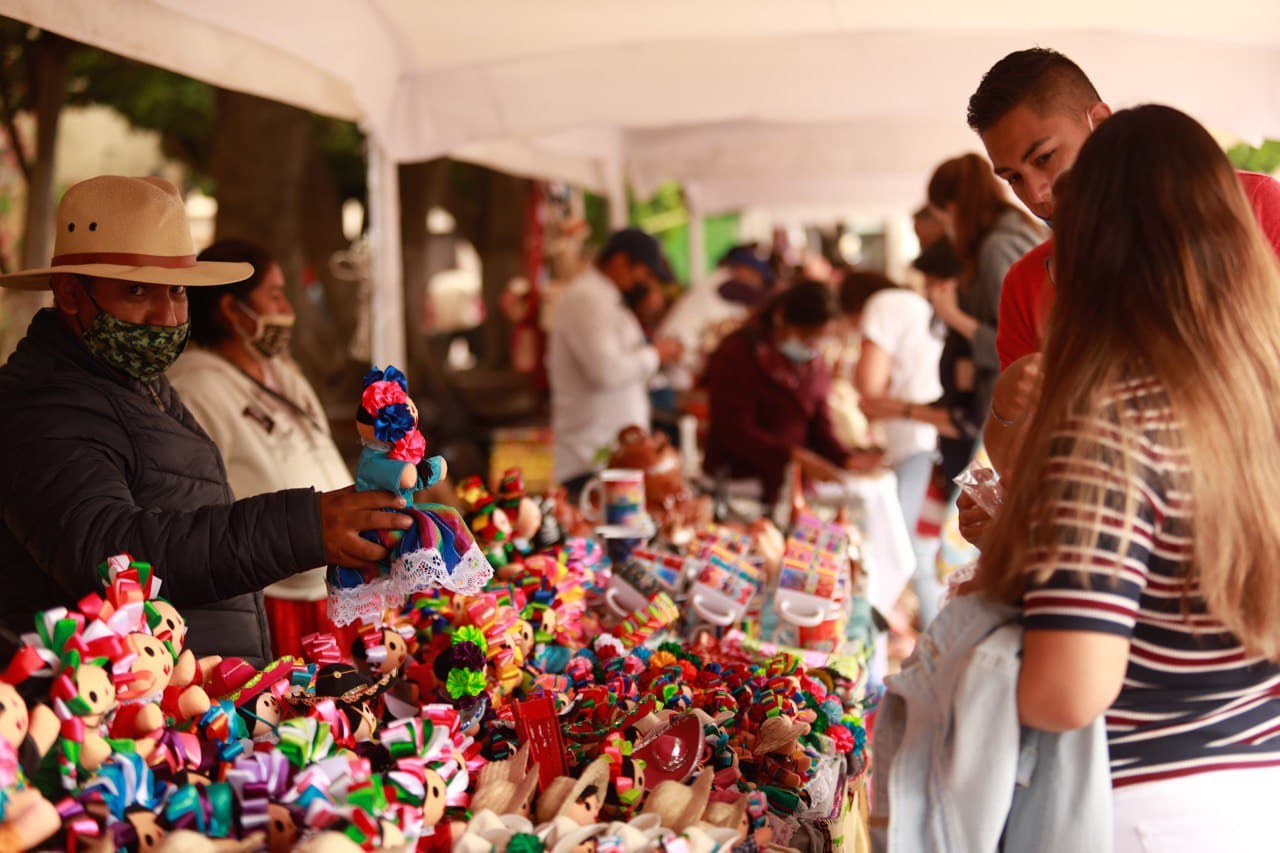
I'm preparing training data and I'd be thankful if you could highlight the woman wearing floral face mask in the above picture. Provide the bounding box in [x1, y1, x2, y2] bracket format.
[168, 239, 354, 658]
[704, 279, 882, 506]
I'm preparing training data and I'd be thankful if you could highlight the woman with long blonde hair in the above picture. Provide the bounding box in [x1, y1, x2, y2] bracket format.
[977, 104, 1280, 849]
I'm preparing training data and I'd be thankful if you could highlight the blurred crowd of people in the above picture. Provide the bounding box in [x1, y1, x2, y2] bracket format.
[541, 153, 1044, 634]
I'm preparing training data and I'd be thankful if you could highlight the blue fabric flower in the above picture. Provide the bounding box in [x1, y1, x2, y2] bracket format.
[373, 403, 415, 443]
[362, 365, 410, 392]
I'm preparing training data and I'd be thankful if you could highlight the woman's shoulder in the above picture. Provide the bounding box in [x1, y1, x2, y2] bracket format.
[167, 347, 241, 385]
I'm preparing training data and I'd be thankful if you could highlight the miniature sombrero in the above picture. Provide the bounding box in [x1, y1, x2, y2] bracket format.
[631, 712, 705, 786]
[0, 176, 253, 290]
[292, 663, 394, 708]
[535, 756, 612, 825]
[641, 768, 714, 833]
[205, 656, 300, 705]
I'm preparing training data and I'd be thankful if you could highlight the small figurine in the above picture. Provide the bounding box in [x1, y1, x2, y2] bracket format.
[204, 657, 299, 747]
[327, 366, 493, 627]
[0, 654, 60, 852]
[536, 757, 612, 829]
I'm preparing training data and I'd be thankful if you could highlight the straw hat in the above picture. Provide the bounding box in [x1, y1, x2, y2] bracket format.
[548, 822, 607, 853]
[535, 757, 612, 825]
[471, 743, 541, 817]
[0, 175, 252, 290]
[752, 716, 810, 756]
[454, 809, 536, 853]
[641, 767, 714, 833]
[701, 795, 750, 835]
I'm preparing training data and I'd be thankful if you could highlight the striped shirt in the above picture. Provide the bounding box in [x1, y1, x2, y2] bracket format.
[1022, 377, 1280, 787]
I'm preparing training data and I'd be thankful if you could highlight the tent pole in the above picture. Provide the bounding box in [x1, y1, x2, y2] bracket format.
[604, 160, 629, 230]
[366, 138, 408, 370]
[686, 185, 707, 281]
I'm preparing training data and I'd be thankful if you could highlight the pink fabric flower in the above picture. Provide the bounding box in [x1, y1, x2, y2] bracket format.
[361, 381, 408, 415]
[387, 429, 426, 463]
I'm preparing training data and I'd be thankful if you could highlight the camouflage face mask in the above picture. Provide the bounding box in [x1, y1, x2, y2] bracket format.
[81, 305, 190, 383]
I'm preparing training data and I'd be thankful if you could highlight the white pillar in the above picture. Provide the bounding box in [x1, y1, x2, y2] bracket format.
[685, 185, 707, 281]
[366, 137, 408, 370]
[603, 159, 629, 230]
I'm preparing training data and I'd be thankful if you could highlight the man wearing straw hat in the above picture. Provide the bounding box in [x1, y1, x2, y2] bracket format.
[0, 175, 411, 666]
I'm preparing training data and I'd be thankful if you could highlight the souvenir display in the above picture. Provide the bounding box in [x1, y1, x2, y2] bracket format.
[0, 462, 873, 852]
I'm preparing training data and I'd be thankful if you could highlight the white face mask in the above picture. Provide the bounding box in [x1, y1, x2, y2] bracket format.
[237, 300, 295, 359]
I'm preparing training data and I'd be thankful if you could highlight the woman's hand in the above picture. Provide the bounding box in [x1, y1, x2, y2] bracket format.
[792, 446, 845, 483]
[927, 279, 979, 338]
[844, 448, 884, 473]
[859, 396, 905, 421]
[956, 491, 992, 547]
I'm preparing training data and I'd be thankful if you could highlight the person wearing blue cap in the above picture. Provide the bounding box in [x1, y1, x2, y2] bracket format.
[658, 244, 775, 389]
[547, 228, 684, 494]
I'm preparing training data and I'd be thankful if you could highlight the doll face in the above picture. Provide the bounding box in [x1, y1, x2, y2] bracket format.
[541, 609, 559, 638]
[381, 630, 409, 674]
[572, 841, 598, 853]
[380, 820, 406, 846]
[352, 702, 376, 742]
[515, 621, 535, 657]
[563, 786, 601, 825]
[75, 665, 116, 727]
[126, 809, 165, 853]
[151, 601, 186, 648]
[247, 692, 283, 738]
[120, 633, 173, 699]
[0, 683, 28, 749]
[267, 803, 299, 853]
[421, 767, 448, 826]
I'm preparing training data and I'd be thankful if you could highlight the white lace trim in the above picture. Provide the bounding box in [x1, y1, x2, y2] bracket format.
[392, 547, 447, 593]
[330, 546, 494, 626]
[440, 544, 494, 595]
[327, 575, 404, 627]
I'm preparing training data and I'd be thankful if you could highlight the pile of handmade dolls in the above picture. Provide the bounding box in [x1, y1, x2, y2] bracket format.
[0, 481, 867, 852]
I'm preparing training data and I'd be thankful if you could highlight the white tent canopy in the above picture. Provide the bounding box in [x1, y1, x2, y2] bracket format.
[5, 0, 1280, 365]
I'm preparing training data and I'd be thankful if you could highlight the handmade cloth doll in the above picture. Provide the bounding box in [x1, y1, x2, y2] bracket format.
[327, 366, 493, 627]
[0, 652, 61, 852]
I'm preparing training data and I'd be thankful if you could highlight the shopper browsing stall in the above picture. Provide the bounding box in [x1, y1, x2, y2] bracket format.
[548, 228, 684, 495]
[976, 105, 1280, 851]
[966, 47, 1280, 478]
[703, 280, 880, 505]
[0, 176, 410, 666]
[845, 270, 944, 625]
[168, 239, 355, 659]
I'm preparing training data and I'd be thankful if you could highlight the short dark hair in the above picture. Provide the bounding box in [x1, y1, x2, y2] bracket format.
[967, 48, 1101, 134]
[912, 239, 963, 280]
[838, 270, 897, 317]
[772, 279, 838, 329]
[187, 238, 277, 347]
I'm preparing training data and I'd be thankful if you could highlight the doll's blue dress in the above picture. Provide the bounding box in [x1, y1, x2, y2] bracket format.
[326, 443, 492, 627]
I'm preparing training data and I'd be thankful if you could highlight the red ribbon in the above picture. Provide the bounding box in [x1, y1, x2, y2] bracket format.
[51, 251, 198, 268]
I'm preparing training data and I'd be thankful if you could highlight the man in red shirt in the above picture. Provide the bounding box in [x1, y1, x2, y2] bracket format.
[960, 48, 1280, 537]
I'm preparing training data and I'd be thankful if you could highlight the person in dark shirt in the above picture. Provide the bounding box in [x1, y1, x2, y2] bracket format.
[703, 280, 879, 504]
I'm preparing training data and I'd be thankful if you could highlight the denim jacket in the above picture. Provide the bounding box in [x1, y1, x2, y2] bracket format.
[870, 594, 1113, 853]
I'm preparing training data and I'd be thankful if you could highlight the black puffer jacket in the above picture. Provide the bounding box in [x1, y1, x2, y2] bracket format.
[0, 310, 326, 666]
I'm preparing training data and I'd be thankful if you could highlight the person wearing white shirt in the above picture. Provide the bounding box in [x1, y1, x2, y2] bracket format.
[168, 239, 355, 658]
[658, 245, 775, 389]
[548, 228, 683, 491]
[850, 271, 945, 625]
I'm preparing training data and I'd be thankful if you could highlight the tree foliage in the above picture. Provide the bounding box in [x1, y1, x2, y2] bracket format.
[1227, 139, 1280, 175]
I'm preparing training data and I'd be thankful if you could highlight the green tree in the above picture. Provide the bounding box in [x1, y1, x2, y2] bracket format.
[1227, 139, 1280, 174]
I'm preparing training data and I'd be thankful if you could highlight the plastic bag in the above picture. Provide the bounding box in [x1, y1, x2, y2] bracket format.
[953, 460, 1003, 518]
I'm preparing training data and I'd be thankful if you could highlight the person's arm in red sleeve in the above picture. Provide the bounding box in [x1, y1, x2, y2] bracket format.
[705, 336, 792, 477]
[1240, 171, 1280, 261]
[996, 245, 1047, 372]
